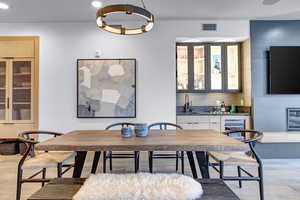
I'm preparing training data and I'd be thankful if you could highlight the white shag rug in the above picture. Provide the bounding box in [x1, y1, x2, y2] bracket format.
[73, 173, 203, 200]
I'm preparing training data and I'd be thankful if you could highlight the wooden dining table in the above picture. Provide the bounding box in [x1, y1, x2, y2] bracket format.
[36, 129, 248, 179]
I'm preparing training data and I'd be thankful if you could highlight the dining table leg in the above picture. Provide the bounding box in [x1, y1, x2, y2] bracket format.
[186, 151, 198, 179]
[91, 151, 101, 174]
[195, 151, 210, 179]
[73, 151, 87, 178]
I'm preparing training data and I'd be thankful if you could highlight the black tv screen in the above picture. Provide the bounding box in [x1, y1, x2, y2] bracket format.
[269, 46, 300, 94]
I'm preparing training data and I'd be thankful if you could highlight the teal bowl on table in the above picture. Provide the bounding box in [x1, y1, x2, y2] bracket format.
[121, 127, 132, 138]
[134, 123, 148, 137]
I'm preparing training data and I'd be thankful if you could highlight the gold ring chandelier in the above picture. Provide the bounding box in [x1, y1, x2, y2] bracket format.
[96, 1, 154, 35]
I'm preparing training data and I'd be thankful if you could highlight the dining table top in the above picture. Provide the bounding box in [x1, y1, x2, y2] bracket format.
[36, 129, 249, 152]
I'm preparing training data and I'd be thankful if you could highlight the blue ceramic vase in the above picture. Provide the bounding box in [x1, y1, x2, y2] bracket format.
[134, 123, 148, 137]
[121, 127, 132, 138]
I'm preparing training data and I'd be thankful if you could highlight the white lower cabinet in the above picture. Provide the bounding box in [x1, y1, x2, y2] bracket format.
[209, 116, 221, 132]
[193, 122, 211, 130]
[177, 115, 250, 132]
[177, 116, 210, 130]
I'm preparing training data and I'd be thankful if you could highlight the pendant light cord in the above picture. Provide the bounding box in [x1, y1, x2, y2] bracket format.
[141, 0, 146, 9]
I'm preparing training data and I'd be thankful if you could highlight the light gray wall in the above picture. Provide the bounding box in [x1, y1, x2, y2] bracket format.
[251, 20, 300, 131]
[0, 20, 249, 137]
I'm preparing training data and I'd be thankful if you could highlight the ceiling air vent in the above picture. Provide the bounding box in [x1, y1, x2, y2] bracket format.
[202, 24, 217, 31]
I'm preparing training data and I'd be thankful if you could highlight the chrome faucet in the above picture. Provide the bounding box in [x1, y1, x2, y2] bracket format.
[183, 94, 191, 112]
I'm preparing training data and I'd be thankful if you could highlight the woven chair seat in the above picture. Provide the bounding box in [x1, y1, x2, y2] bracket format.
[22, 152, 76, 169]
[208, 151, 258, 166]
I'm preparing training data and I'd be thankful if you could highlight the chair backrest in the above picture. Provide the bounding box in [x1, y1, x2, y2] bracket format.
[105, 122, 136, 130]
[224, 130, 263, 145]
[224, 129, 263, 164]
[148, 122, 182, 130]
[19, 130, 63, 142]
[0, 138, 37, 155]
[19, 131, 63, 156]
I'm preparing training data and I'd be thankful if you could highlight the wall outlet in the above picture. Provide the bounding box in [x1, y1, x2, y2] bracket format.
[95, 50, 101, 58]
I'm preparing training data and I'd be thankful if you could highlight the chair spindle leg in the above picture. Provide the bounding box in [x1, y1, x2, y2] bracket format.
[103, 151, 107, 173]
[237, 166, 242, 188]
[258, 166, 264, 200]
[16, 168, 23, 200]
[149, 151, 153, 173]
[181, 151, 185, 174]
[57, 163, 62, 178]
[109, 152, 113, 171]
[219, 161, 224, 179]
[42, 168, 46, 187]
[176, 151, 179, 172]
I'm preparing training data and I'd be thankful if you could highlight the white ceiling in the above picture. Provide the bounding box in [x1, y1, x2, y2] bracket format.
[1, 0, 300, 22]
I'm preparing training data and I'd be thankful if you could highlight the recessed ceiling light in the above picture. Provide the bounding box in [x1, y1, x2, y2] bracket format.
[91, 1, 102, 8]
[0, 2, 9, 10]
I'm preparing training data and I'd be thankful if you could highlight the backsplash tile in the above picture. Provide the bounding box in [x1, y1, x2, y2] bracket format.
[176, 93, 243, 107]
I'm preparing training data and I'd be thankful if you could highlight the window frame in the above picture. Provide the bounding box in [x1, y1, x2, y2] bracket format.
[176, 42, 242, 93]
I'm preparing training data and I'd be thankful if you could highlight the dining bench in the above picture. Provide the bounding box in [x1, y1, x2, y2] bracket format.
[28, 178, 240, 200]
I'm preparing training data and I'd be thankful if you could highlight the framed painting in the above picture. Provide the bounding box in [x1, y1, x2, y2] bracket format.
[77, 59, 136, 118]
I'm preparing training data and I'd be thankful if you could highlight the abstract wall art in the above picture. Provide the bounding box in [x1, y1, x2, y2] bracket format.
[77, 59, 136, 118]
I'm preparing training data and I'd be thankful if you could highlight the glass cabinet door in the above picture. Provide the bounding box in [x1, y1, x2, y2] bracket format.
[176, 43, 241, 92]
[11, 60, 33, 122]
[0, 61, 7, 121]
[210, 46, 222, 90]
[227, 45, 239, 90]
[194, 46, 205, 90]
[177, 46, 189, 90]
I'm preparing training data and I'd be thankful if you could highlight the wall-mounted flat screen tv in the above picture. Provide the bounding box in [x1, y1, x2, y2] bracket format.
[269, 46, 300, 94]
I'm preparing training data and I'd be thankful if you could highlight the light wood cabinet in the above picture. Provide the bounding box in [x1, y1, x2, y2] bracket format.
[0, 37, 39, 137]
[0, 39, 35, 58]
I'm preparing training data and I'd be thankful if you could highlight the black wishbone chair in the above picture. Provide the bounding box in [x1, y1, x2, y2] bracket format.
[91, 122, 140, 173]
[16, 131, 76, 200]
[148, 122, 184, 174]
[207, 130, 264, 200]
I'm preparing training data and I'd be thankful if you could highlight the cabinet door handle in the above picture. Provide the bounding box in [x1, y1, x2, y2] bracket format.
[7, 97, 9, 109]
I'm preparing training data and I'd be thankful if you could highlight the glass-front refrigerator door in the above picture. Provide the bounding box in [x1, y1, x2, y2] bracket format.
[9, 59, 34, 123]
[0, 60, 9, 122]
